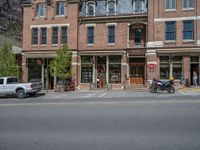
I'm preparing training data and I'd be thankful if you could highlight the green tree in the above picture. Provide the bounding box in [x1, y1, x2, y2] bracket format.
[0, 44, 19, 77]
[49, 44, 72, 80]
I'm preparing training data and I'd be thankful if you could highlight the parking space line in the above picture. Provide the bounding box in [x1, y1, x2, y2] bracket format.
[99, 92, 107, 98]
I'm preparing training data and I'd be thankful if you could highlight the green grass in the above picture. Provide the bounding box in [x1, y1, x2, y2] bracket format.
[0, 34, 22, 48]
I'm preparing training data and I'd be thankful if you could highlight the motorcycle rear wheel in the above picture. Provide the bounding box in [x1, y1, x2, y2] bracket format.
[167, 86, 175, 94]
[149, 85, 157, 93]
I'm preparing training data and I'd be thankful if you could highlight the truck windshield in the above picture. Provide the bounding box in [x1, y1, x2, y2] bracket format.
[7, 78, 19, 84]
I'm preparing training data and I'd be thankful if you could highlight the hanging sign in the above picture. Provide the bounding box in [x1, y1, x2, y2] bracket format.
[147, 63, 157, 69]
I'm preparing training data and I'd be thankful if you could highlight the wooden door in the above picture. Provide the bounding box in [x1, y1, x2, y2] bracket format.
[130, 64, 145, 84]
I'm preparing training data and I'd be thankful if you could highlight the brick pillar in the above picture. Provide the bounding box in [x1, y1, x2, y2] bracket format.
[183, 56, 190, 82]
[72, 51, 80, 90]
[121, 52, 128, 88]
[146, 50, 158, 83]
[21, 55, 28, 82]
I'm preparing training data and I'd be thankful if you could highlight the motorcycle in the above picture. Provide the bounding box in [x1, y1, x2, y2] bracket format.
[149, 78, 175, 94]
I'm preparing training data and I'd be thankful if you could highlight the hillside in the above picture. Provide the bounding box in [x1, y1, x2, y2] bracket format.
[0, 0, 23, 48]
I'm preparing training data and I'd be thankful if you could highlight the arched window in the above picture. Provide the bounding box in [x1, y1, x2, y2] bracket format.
[56, 2, 65, 16]
[106, 0, 117, 15]
[86, 1, 96, 16]
[132, 0, 146, 14]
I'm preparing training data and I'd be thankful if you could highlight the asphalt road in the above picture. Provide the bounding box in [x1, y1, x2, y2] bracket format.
[0, 95, 200, 150]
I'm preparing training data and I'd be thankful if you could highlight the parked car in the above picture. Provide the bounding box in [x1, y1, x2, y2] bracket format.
[0, 77, 42, 99]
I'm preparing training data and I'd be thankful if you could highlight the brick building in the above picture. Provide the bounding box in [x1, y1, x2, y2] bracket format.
[21, 0, 200, 90]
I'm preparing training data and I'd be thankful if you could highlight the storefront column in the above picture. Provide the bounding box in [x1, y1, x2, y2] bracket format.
[122, 52, 128, 84]
[183, 56, 190, 81]
[21, 54, 28, 82]
[170, 62, 173, 79]
[127, 23, 130, 48]
[72, 51, 79, 90]
[106, 56, 109, 84]
[41, 58, 44, 85]
[146, 50, 158, 84]
[54, 76, 57, 90]
[92, 56, 96, 83]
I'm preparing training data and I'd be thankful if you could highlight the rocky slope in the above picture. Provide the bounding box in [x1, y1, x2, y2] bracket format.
[0, 0, 23, 47]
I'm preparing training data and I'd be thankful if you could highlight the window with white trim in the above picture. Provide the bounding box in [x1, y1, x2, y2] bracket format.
[61, 26, 68, 44]
[108, 25, 115, 43]
[107, 0, 116, 15]
[52, 27, 58, 44]
[41, 28, 47, 45]
[165, 0, 176, 10]
[31, 28, 38, 45]
[165, 21, 176, 41]
[133, 0, 146, 14]
[86, 1, 95, 16]
[36, 3, 45, 17]
[87, 26, 94, 44]
[182, 0, 194, 9]
[56, 2, 65, 16]
[183, 20, 193, 40]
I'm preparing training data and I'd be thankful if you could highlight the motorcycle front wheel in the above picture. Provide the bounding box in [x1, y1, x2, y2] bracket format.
[149, 85, 157, 93]
[167, 86, 175, 94]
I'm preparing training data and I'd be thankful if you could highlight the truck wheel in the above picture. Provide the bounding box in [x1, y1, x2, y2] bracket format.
[16, 89, 26, 99]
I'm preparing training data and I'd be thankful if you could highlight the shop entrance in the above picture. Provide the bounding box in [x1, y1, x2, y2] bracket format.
[190, 64, 199, 86]
[97, 56, 106, 88]
[190, 56, 200, 86]
[129, 57, 145, 84]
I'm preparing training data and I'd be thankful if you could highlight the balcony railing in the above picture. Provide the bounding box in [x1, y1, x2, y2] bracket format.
[128, 40, 146, 48]
[133, 9, 147, 14]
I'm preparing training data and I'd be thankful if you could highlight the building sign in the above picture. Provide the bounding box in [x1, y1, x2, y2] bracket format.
[147, 63, 157, 69]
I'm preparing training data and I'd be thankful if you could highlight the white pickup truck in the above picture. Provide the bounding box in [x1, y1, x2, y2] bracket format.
[0, 77, 43, 99]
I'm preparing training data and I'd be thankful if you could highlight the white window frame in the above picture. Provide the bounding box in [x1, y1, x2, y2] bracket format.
[133, 0, 146, 14]
[86, 1, 96, 17]
[165, 0, 176, 11]
[56, 2, 65, 16]
[36, 3, 45, 17]
[106, 0, 117, 16]
[182, 0, 194, 10]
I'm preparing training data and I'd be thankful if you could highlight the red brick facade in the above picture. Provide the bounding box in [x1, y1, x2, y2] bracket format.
[21, 0, 200, 90]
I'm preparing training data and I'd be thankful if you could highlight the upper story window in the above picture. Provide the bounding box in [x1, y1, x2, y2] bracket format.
[106, 0, 116, 15]
[108, 25, 115, 43]
[165, 21, 176, 41]
[52, 27, 59, 44]
[41, 28, 47, 45]
[36, 3, 45, 17]
[86, 1, 96, 16]
[165, 0, 176, 11]
[31, 28, 38, 45]
[183, 20, 194, 40]
[61, 26, 68, 44]
[87, 26, 94, 44]
[56, 2, 65, 16]
[133, 0, 146, 14]
[182, 0, 194, 9]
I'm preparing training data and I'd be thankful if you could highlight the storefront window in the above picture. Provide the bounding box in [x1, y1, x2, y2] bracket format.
[172, 56, 182, 79]
[159, 56, 182, 79]
[160, 64, 170, 79]
[109, 56, 121, 83]
[81, 56, 93, 83]
[160, 56, 170, 79]
[191, 56, 199, 63]
[28, 58, 42, 82]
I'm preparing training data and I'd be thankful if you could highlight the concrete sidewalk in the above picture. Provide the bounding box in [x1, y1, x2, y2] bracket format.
[178, 86, 200, 92]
